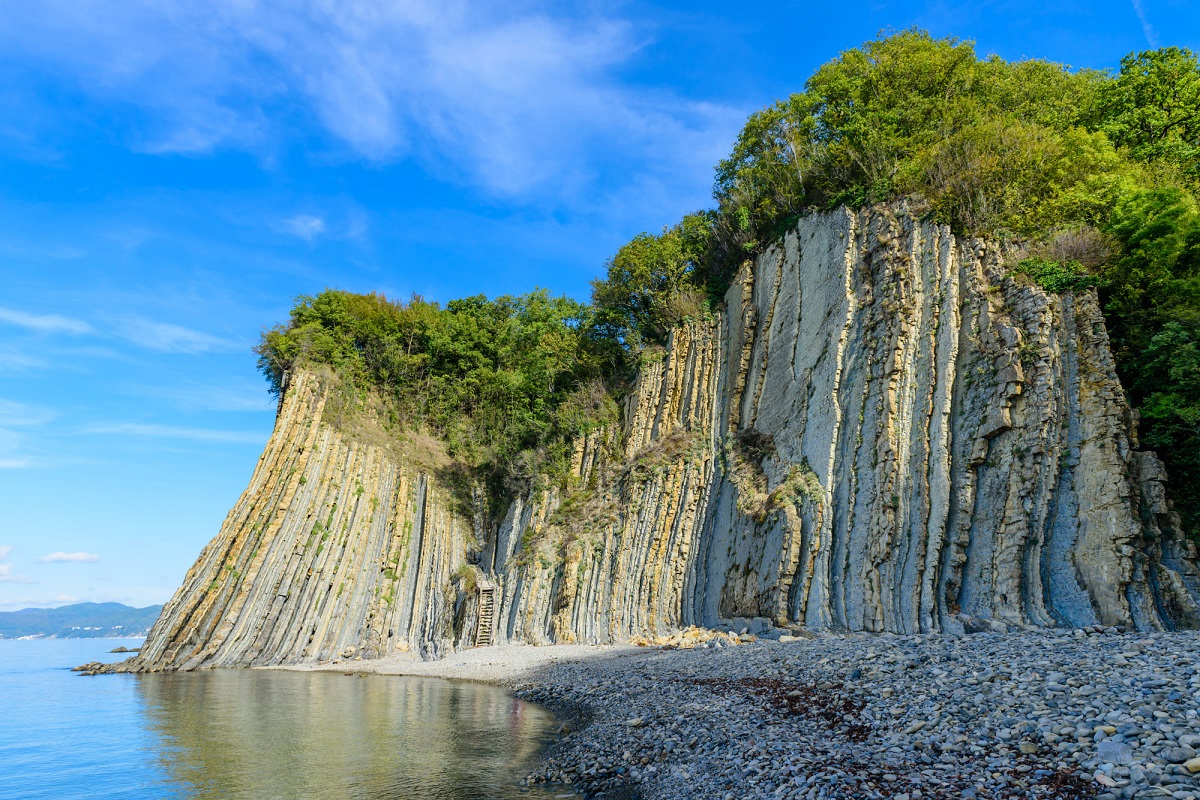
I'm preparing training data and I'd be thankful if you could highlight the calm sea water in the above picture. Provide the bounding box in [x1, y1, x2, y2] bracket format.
[0, 639, 575, 800]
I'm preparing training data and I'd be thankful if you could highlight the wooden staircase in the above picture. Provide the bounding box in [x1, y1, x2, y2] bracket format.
[475, 580, 497, 647]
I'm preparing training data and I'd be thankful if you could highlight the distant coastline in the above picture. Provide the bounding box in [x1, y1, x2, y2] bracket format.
[0, 602, 161, 640]
[0, 634, 147, 640]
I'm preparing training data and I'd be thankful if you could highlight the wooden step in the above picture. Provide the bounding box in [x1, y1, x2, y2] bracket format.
[475, 583, 497, 647]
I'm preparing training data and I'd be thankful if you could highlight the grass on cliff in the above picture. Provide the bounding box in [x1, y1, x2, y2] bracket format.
[257, 30, 1200, 533]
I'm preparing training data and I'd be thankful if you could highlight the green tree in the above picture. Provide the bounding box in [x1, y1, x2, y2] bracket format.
[1101, 47, 1200, 175]
[713, 29, 1108, 247]
[1137, 322, 1200, 528]
[1103, 187, 1200, 351]
[591, 213, 714, 349]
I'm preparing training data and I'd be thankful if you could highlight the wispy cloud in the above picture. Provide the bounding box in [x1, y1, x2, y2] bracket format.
[38, 551, 100, 563]
[281, 214, 326, 241]
[268, 205, 369, 244]
[1131, 0, 1159, 46]
[0, 399, 54, 427]
[84, 422, 264, 443]
[0, 401, 53, 469]
[0, 307, 92, 335]
[0, 303, 239, 357]
[0, 564, 35, 584]
[0, 546, 34, 590]
[0, 347, 48, 371]
[0, 2, 742, 205]
[129, 382, 273, 413]
[0, 426, 35, 468]
[112, 318, 240, 353]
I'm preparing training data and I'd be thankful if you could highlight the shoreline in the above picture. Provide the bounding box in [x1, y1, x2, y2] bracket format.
[282, 628, 1200, 800]
[275, 641, 644, 685]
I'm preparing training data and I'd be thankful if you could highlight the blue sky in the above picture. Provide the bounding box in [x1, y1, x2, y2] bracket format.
[1, 0, 1197, 610]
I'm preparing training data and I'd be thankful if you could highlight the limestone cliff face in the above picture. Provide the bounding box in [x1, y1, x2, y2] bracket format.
[126, 372, 481, 670]
[119, 203, 1200, 671]
[485, 320, 722, 645]
[692, 205, 1200, 634]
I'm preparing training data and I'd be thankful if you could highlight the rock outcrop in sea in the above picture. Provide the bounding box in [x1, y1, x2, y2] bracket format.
[111, 202, 1200, 672]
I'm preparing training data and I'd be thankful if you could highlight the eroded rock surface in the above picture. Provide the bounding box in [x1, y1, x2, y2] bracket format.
[112, 203, 1200, 672]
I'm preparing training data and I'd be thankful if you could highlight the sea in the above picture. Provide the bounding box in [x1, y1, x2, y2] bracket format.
[0, 638, 577, 800]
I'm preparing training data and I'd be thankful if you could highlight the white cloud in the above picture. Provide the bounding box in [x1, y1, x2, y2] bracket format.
[0, 545, 10, 560]
[0, 307, 92, 335]
[0, 2, 742, 205]
[38, 551, 100, 563]
[84, 422, 264, 444]
[112, 318, 239, 353]
[55, 594, 81, 603]
[0, 458, 32, 469]
[1131, 0, 1159, 47]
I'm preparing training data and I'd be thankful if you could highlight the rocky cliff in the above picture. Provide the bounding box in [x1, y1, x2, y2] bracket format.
[115, 203, 1200, 672]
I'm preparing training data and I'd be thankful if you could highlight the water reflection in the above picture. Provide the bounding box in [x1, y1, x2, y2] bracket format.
[135, 670, 569, 799]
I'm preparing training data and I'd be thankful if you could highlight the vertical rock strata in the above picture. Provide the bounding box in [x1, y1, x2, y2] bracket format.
[693, 205, 1200, 635]
[127, 371, 480, 669]
[121, 203, 1200, 671]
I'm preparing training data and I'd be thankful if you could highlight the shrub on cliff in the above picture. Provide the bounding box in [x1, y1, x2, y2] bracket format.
[256, 289, 617, 499]
[590, 212, 715, 349]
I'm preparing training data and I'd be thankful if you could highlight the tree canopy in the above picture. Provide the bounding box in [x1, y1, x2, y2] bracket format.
[256, 289, 616, 497]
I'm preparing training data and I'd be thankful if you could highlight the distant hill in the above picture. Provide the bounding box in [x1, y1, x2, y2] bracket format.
[0, 602, 162, 639]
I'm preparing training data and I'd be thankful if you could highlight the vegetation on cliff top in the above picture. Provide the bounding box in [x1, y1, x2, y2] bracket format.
[257, 30, 1200, 530]
[257, 289, 618, 497]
